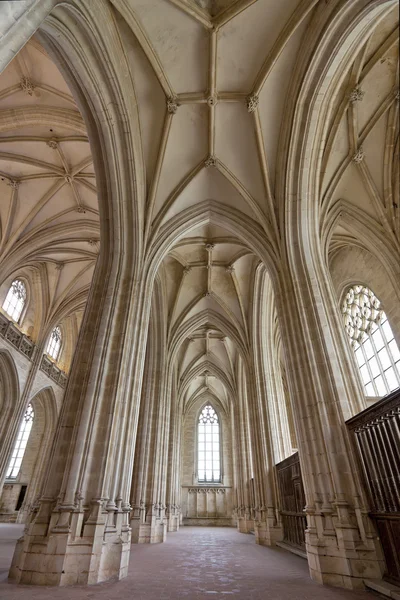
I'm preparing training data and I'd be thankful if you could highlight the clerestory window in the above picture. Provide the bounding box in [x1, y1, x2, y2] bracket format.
[6, 403, 34, 479]
[198, 404, 220, 483]
[46, 326, 62, 360]
[2, 279, 26, 323]
[342, 285, 400, 397]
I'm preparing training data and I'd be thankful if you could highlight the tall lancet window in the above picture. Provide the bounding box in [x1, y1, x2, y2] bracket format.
[198, 404, 220, 483]
[2, 279, 26, 322]
[46, 326, 62, 360]
[342, 285, 400, 397]
[6, 403, 34, 479]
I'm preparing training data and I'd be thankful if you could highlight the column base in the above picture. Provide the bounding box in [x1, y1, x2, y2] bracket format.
[167, 514, 180, 532]
[255, 520, 283, 546]
[131, 519, 167, 544]
[9, 527, 131, 585]
[237, 516, 254, 533]
[305, 526, 386, 589]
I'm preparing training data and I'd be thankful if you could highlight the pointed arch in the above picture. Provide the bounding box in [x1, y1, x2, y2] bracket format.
[0, 350, 20, 456]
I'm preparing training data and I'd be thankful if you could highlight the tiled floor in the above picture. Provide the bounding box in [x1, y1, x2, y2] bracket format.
[0, 524, 376, 599]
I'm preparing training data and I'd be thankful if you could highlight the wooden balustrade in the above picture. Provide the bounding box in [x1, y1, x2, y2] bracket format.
[347, 388, 400, 585]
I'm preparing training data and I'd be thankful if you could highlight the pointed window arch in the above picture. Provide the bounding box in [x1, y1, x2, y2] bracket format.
[2, 279, 27, 323]
[342, 285, 400, 396]
[6, 403, 34, 479]
[46, 326, 62, 360]
[198, 404, 220, 483]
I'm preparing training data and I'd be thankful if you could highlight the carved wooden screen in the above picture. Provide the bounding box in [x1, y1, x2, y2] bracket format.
[347, 388, 400, 584]
[276, 452, 306, 549]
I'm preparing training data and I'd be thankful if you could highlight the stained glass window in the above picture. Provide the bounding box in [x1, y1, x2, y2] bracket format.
[2, 279, 26, 322]
[46, 326, 62, 360]
[6, 404, 34, 479]
[198, 404, 220, 483]
[342, 285, 400, 397]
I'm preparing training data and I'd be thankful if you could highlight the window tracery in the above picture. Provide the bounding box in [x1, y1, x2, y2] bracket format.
[342, 285, 400, 396]
[198, 404, 220, 483]
[46, 326, 62, 360]
[2, 279, 27, 323]
[6, 403, 34, 479]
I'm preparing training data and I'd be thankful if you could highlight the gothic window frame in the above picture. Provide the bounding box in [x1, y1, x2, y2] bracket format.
[342, 283, 400, 397]
[196, 403, 222, 485]
[1, 278, 28, 324]
[46, 325, 63, 361]
[6, 403, 34, 480]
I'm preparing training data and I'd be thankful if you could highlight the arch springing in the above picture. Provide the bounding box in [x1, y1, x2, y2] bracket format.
[342, 285, 400, 397]
[46, 326, 62, 360]
[198, 404, 220, 483]
[2, 279, 27, 323]
[6, 403, 34, 479]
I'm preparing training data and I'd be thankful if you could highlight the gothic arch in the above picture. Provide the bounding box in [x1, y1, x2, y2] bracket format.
[0, 350, 20, 469]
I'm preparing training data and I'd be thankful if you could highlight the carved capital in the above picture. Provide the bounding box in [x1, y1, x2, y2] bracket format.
[246, 95, 259, 113]
[204, 291, 211, 298]
[226, 264, 235, 273]
[349, 87, 365, 103]
[205, 243, 214, 251]
[183, 266, 192, 276]
[55, 262, 65, 271]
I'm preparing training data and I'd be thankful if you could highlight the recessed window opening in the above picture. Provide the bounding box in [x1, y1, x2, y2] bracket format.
[6, 403, 34, 479]
[342, 285, 400, 397]
[198, 404, 220, 483]
[47, 326, 62, 360]
[2, 279, 26, 322]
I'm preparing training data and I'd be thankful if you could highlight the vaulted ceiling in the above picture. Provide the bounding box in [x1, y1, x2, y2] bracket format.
[0, 0, 397, 389]
[0, 38, 99, 347]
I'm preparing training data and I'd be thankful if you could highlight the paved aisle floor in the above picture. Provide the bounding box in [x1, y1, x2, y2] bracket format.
[0, 524, 375, 600]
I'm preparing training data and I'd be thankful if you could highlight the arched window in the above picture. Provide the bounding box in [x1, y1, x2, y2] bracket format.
[2, 279, 26, 322]
[198, 404, 220, 483]
[46, 326, 62, 360]
[342, 285, 400, 397]
[6, 403, 34, 479]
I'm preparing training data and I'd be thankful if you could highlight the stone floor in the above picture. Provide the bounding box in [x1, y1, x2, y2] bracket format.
[0, 524, 377, 600]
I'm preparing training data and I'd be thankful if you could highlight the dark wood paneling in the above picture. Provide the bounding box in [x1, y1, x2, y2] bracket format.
[347, 389, 400, 585]
[276, 452, 306, 550]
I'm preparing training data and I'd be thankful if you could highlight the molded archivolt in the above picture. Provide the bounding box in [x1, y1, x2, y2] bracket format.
[0, 350, 20, 452]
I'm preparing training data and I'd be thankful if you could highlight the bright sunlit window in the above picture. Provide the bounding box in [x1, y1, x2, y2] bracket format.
[46, 326, 62, 360]
[2, 279, 26, 322]
[198, 404, 220, 483]
[342, 285, 400, 397]
[6, 403, 34, 479]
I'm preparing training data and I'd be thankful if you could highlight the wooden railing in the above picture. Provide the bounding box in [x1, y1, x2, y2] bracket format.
[276, 452, 306, 550]
[346, 388, 400, 585]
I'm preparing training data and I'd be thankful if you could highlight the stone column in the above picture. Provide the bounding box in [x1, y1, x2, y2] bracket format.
[248, 267, 284, 547]
[6, 0, 152, 585]
[274, 258, 385, 588]
[130, 283, 169, 544]
[234, 361, 253, 533]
